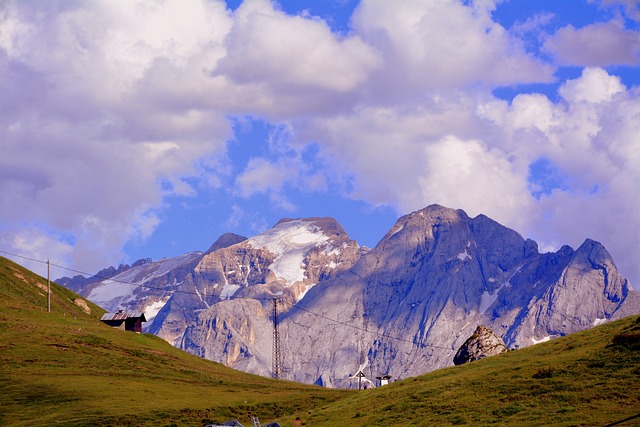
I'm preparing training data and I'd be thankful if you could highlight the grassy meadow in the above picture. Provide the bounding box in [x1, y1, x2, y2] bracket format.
[0, 256, 347, 426]
[291, 316, 640, 426]
[1, 255, 639, 426]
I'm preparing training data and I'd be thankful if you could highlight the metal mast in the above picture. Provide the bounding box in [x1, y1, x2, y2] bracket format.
[272, 298, 282, 379]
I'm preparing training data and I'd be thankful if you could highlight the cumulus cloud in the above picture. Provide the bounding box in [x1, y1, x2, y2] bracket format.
[218, 0, 380, 92]
[0, 228, 74, 278]
[0, 0, 234, 271]
[596, 0, 640, 21]
[499, 69, 638, 285]
[419, 137, 533, 229]
[303, 64, 639, 286]
[350, 0, 554, 101]
[558, 67, 626, 103]
[543, 20, 640, 66]
[234, 123, 329, 211]
[1, 0, 639, 290]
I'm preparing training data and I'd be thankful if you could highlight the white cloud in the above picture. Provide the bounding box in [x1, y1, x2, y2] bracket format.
[1, 0, 638, 291]
[304, 64, 639, 286]
[478, 69, 640, 287]
[419, 137, 533, 230]
[559, 67, 626, 103]
[224, 204, 269, 235]
[0, 228, 74, 278]
[511, 12, 555, 36]
[0, 0, 233, 273]
[235, 157, 290, 198]
[596, 0, 640, 21]
[543, 20, 640, 66]
[350, 0, 554, 101]
[217, 0, 380, 92]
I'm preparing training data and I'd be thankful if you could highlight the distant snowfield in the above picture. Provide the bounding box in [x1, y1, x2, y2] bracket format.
[248, 219, 329, 284]
[87, 279, 138, 308]
[87, 252, 202, 310]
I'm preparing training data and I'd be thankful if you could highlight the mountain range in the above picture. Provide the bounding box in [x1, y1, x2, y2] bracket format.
[57, 204, 640, 388]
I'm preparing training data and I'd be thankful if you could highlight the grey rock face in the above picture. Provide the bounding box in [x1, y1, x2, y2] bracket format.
[266, 205, 638, 386]
[177, 217, 362, 369]
[58, 205, 640, 388]
[204, 233, 248, 255]
[453, 325, 508, 365]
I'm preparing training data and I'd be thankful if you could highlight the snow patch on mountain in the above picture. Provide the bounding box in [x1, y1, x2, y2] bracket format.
[153, 252, 202, 276]
[480, 279, 512, 312]
[388, 223, 404, 238]
[87, 279, 138, 307]
[193, 285, 210, 308]
[297, 283, 317, 302]
[324, 242, 348, 257]
[457, 249, 472, 261]
[593, 317, 607, 326]
[220, 283, 241, 300]
[145, 298, 169, 321]
[532, 335, 552, 344]
[479, 290, 498, 313]
[248, 219, 329, 284]
[85, 252, 204, 311]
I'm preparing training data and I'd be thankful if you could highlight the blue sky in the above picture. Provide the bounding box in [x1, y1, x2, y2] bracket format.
[1, 0, 639, 287]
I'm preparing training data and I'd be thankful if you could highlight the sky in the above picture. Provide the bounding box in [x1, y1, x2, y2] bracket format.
[1, 0, 639, 288]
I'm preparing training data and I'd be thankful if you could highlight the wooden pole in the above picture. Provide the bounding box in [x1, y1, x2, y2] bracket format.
[47, 258, 50, 313]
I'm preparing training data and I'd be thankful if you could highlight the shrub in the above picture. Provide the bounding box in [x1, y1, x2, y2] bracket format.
[612, 333, 640, 348]
[533, 367, 555, 379]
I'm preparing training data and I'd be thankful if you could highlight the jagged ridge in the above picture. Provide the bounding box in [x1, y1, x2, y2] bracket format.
[57, 205, 640, 388]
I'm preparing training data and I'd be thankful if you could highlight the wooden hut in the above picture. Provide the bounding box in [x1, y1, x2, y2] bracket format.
[100, 310, 146, 333]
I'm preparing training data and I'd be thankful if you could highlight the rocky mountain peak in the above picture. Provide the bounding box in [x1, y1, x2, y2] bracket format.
[204, 233, 247, 255]
[56, 205, 640, 387]
[381, 204, 467, 241]
[453, 325, 509, 365]
[273, 217, 348, 238]
[574, 238, 616, 270]
[246, 218, 354, 277]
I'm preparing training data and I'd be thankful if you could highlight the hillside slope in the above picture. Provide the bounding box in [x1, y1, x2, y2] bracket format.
[0, 256, 347, 427]
[2, 256, 639, 426]
[292, 314, 640, 426]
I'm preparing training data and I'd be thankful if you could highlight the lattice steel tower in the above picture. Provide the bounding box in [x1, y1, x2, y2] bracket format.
[271, 298, 282, 379]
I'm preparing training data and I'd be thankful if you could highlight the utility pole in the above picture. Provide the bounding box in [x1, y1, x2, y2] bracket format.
[47, 258, 51, 313]
[272, 298, 282, 379]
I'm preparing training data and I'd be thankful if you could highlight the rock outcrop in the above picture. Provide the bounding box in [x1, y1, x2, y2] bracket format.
[453, 325, 508, 365]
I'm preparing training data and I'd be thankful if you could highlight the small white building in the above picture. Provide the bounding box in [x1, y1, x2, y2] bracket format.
[376, 374, 392, 386]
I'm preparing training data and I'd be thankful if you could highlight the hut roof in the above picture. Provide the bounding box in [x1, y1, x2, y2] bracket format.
[100, 310, 146, 322]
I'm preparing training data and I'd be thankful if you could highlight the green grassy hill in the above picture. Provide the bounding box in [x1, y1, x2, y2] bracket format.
[1, 255, 639, 427]
[290, 317, 640, 426]
[0, 256, 347, 426]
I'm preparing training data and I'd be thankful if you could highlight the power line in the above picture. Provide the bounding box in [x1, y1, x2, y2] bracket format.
[0, 248, 449, 350]
[287, 303, 449, 350]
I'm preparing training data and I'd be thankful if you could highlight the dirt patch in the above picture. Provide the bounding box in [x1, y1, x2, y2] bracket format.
[73, 298, 91, 315]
